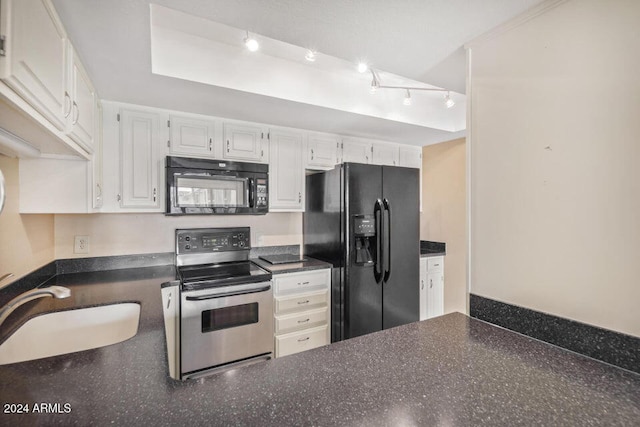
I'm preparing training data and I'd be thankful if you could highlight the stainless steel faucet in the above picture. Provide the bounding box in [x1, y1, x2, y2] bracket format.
[0, 286, 71, 327]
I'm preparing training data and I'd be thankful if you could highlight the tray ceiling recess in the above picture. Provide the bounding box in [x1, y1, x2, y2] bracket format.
[150, 4, 465, 134]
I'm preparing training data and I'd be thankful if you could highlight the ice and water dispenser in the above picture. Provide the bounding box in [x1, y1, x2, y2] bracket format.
[352, 215, 376, 265]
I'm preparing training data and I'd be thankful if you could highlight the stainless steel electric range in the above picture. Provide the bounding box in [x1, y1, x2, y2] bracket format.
[162, 227, 273, 380]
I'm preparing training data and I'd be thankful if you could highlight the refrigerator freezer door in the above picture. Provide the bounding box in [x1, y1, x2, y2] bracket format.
[344, 163, 384, 339]
[381, 166, 420, 329]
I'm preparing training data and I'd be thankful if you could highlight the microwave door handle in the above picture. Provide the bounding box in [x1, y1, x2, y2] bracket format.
[185, 285, 271, 301]
[248, 178, 255, 208]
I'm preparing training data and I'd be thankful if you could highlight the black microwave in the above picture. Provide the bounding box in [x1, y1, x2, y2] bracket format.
[165, 156, 268, 215]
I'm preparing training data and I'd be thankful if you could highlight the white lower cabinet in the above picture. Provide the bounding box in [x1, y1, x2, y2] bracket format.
[276, 325, 330, 358]
[273, 269, 331, 358]
[419, 256, 444, 320]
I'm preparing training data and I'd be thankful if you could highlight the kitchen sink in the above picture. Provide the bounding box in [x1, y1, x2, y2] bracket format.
[0, 303, 141, 365]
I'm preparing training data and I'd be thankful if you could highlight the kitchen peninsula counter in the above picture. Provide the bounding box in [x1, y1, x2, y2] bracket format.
[1, 266, 639, 426]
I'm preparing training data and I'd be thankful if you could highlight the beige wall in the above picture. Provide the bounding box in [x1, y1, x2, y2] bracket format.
[421, 138, 467, 314]
[0, 156, 55, 284]
[468, 0, 640, 337]
[54, 212, 302, 259]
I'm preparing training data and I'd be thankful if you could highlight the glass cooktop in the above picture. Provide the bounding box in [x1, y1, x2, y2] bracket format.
[178, 261, 271, 291]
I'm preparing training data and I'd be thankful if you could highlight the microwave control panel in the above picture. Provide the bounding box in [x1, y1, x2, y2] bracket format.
[256, 178, 268, 208]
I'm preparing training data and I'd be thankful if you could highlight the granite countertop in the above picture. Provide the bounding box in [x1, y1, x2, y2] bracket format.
[1, 268, 639, 425]
[251, 256, 332, 274]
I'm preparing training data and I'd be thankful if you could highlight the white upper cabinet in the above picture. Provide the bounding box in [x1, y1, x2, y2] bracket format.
[341, 138, 372, 164]
[306, 133, 340, 170]
[399, 145, 422, 169]
[169, 114, 216, 158]
[371, 141, 399, 166]
[118, 108, 163, 210]
[1, 0, 68, 131]
[269, 128, 304, 211]
[67, 42, 96, 152]
[223, 122, 268, 163]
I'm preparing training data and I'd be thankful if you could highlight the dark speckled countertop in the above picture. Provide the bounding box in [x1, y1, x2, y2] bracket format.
[1, 266, 639, 426]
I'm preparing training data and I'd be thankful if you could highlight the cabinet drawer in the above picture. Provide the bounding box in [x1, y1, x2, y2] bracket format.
[273, 269, 330, 295]
[275, 325, 329, 358]
[275, 290, 328, 314]
[275, 307, 329, 335]
[427, 257, 444, 273]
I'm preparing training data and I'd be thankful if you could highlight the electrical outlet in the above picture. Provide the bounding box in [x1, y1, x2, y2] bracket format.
[74, 235, 89, 254]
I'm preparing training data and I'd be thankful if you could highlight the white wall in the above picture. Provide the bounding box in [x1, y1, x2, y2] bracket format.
[54, 212, 302, 259]
[421, 138, 467, 315]
[0, 156, 55, 283]
[468, 0, 640, 337]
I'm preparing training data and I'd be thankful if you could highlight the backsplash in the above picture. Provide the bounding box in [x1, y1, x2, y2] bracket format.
[54, 212, 303, 259]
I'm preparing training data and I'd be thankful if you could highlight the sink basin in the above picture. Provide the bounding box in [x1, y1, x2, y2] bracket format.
[0, 303, 141, 365]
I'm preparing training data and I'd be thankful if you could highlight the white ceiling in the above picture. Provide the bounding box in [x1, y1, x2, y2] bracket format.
[52, 0, 543, 146]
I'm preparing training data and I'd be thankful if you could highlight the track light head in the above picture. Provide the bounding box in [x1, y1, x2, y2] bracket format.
[305, 50, 317, 62]
[244, 31, 259, 52]
[403, 90, 411, 106]
[444, 92, 455, 108]
[358, 62, 368, 73]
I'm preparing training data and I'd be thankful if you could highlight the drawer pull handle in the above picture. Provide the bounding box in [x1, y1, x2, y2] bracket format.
[297, 337, 310, 342]
[297, 300, 310, 305]
[297, 318, 310, 324]
[297, 281, 310, 286]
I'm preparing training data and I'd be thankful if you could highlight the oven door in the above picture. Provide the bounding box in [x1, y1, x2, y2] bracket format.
[180, 281, 273, 375]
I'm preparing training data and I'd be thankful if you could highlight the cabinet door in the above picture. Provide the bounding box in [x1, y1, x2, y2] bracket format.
[371, 142, 399, 166]
[3, 0, 68, 131]
[223, 122, 266, 162]
[419, 257, 428, 321]
[269, 129, 304, 211]
[341, 138, 371, 164]
[169, 115, 215, 157]
[92, 101, 103, 210]
[426, 256, 445, 318]
[307, 134, 339, 169]
[119, 108, 161, 209]
[399, 145, 422, 168]
[68, 45, 96, 152]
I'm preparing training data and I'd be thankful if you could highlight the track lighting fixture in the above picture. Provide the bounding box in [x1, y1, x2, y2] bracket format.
[403, 90, 411, 106]
[305, 50, 317, 62]
[370, 70, 380, 94]
[444, 92, 455, 108]
[244, 31, 259, 52]
[358, 62, 368, 73]
[367, 69, 454, 108]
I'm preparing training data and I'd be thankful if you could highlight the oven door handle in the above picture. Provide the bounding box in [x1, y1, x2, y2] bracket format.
[185, 285, 271, 301]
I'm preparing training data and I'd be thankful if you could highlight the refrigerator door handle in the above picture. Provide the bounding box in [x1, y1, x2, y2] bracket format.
[374, 199, 383, 284]
[383, 198, 391, 282]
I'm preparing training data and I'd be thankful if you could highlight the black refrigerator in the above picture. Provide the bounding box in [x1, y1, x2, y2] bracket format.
[304, 162, 420, 342]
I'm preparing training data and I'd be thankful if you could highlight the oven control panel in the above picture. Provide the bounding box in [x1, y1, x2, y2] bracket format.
[176, 227, 250, 254]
